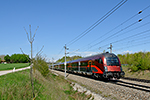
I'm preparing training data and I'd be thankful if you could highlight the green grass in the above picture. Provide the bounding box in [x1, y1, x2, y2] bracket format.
[0, 63, 30, 71]
[0, 69, 89, 100]
[0, 69, 34, 99]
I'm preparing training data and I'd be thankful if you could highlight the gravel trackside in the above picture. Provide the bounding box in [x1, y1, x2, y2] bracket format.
[51, 70, 150, 100]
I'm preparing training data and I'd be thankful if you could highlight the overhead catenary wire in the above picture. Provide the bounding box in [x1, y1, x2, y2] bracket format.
[78, 4, 150, 52]
[67, 0, 127, 46]
[87, 6, 143, 46]
[99, 21, 150, 48]
[100, 30, 150, 53]
[88, 13, 150, 49]
[89, 20, 139, 48]
[66, 0, 125, 45]
[103, 29, 150, 50]
[54, 47, 64, 60]
[114, 39, 150, 52]
[56, 3, 150, 59]
[114, 33, 150, 47]
[57, 47, 64, 55]
[89, 35, 150, 54]
[126, 33, 150, 43]
[112, 29, 150, 44]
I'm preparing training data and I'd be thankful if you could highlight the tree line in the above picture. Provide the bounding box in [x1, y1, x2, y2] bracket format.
[56, 56, 82, 63]
[118, 52, 150, 71]
[4, 54, 30, 63]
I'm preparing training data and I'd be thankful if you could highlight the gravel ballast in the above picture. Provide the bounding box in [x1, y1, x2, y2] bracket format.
[52, 70, 150, 100]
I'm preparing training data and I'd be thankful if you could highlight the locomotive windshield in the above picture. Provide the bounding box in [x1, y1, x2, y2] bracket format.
[106, 57, 119, 66]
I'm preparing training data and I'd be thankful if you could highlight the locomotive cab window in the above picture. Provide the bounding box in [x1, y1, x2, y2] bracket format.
[106, 57, 119, 66]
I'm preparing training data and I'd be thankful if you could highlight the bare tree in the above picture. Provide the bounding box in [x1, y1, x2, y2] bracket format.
[24, 25, 39, 98]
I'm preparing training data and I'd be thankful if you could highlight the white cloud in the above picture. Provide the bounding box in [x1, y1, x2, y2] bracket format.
[122, 50, 133, 54]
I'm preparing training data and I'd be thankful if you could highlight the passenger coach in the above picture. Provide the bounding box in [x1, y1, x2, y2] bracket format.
[53, 52, 125, 79]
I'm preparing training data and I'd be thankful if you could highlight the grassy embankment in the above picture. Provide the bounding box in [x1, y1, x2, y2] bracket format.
[122, 65, 150, 80]
[0, 63, 30, 71]
[0, 69, 91, 100]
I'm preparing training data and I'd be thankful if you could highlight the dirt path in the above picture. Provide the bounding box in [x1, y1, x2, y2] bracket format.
[0, 66, 30, 76]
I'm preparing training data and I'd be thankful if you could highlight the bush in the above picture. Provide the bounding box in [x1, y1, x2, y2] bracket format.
[33, 56, 49, 77]
[118, 52, 150, 72]
[130, 65, 138, 72]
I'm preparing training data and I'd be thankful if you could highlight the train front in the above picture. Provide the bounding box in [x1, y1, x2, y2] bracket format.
[102, 53, 125, 79]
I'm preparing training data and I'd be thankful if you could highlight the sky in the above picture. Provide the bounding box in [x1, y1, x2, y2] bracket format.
[0, 0, 150, 62]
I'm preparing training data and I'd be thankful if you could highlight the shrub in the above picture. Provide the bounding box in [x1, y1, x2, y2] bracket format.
[130, 65, 138, 72]
[33, 56, 49, 77]
[118, 52, 150, 71]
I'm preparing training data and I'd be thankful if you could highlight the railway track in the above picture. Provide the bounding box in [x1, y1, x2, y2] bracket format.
[121, 77, 150, 83]
[110, 79, 150, 92]
[52, 69, 150, 92]
[51, 69, 150, 100]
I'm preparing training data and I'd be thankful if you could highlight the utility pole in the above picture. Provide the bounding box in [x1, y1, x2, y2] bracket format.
[52, 57, 54, 70]
[24, 25, 39, 98]
[64, 44, 69, 78]
[108, 43, 112, 53]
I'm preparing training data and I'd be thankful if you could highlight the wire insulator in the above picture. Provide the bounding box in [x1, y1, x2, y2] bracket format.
[138, 19, 142, 22]
[138, 10, 142, 14]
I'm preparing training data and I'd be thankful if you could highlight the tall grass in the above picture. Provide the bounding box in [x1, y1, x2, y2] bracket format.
[0, 69, 34, 99]
[0, 69, 89, 100]
[0, 63, 30, 71]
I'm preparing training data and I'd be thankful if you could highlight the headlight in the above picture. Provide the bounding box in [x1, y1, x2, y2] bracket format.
[104, 66, 108, 72]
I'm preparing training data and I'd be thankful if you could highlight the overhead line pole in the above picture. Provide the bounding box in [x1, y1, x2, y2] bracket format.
[64, 44, 69, 78]
[52, 57, 54, 70]
[108, 43, 112, 53]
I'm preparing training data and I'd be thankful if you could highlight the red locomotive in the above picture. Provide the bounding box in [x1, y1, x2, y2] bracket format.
[53, 52, 125, 79]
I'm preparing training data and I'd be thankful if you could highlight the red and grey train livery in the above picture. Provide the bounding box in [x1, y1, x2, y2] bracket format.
[53, 52, 125, 79]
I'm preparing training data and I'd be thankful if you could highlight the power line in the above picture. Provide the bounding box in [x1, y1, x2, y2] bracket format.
[99, 21, 150, 48]
[78, 5, 150, 52]
[53, 47, 64, 61]
[84, 27, 150, 53]
[67, 0, 127, 46]
[113, 29, 150, 43]
[114, 22, 150, 38]
[142, 5, 150, 11]
[57, 47, 64, 55]
[90, 20, 139, 48]
[114, 34, 150, 48]
[90, 35, 150, 53]
[87, 7, 141, 46]
[108, 29, 150, 48]
[89, 12, 150, 49]
[114, 39, 150, 51]
[66, 0, 125, 45]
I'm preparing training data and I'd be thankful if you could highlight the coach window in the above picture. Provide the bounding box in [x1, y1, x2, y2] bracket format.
[81, 62, 88, 66]
[99, 58, 103, 64]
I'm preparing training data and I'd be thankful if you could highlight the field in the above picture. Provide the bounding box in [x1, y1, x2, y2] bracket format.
[0, 69, 90, 100]
[0, 63, 30, 71]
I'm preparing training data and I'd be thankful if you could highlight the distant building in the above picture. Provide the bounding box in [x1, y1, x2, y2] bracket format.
[0, 55, 5, 63]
